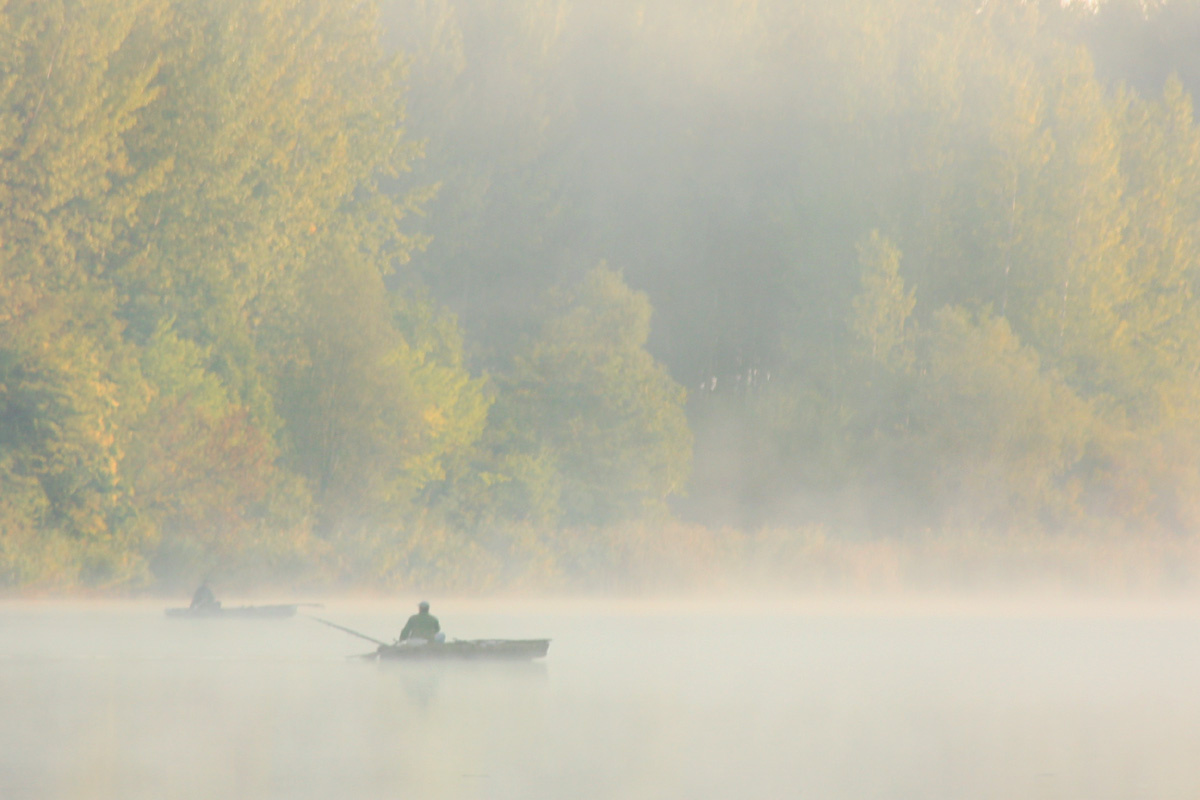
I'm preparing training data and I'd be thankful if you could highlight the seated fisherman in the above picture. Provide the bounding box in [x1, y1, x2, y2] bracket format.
[190, 580, 219, 610]
[399, 601, 443, 643]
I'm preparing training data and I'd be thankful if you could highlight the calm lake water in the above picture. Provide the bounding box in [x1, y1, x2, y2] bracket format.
[1, 596, 1199, 799]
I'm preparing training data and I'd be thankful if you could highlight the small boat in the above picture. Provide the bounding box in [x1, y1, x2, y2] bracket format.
[310, 616, 550, 661]
[164, 604, 300, 619]
[375, 638, 551, 661]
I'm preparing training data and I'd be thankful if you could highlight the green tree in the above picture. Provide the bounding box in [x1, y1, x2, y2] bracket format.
[276, 236, 488, 549]
[491, 266, 692, 525]
[907, 307, 1093, 531]
[0, 0, 170, 585]
[851, 230, 916, 372]
[124, 323, 307, 585]
[0, 0, 445, 587]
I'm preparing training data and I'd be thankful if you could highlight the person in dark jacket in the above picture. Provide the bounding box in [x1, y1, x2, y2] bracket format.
[190, 580, 219, 610]
[399, 601, 442, 642]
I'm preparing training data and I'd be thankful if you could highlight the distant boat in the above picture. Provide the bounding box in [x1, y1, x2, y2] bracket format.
[164, 604, 300, 619]
[375, 638, 551, 661]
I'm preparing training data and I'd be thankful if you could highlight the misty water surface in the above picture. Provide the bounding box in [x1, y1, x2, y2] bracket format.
[1, 597, 1198, 799]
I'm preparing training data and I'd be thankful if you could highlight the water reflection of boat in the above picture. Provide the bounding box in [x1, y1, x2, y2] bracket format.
[375, 639, 551, 661]
[164, 604, 299, 619]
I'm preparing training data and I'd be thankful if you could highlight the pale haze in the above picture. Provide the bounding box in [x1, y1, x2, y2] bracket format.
[3, 596, 1200, 798]
[4, 0, 1200, 797]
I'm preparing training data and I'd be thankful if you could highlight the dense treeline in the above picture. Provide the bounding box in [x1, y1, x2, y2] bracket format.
[0, 0, 688, 589]
[3, 0, 1200, 591]
[391, 0, 1200, 536]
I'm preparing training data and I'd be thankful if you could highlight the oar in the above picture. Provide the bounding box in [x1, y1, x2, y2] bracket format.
[309, 616, 390, 648]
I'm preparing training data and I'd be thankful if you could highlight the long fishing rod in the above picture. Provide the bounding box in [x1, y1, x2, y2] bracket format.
[309, 615, 390, 648]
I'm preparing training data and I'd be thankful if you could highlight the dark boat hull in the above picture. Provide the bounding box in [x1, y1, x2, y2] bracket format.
[376, 639, 550, 661]
[165, 604, 298, 619]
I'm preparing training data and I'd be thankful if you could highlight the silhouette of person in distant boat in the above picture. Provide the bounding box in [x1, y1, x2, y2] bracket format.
[190, 580, 219, 611]
[398, 601, 443, 643]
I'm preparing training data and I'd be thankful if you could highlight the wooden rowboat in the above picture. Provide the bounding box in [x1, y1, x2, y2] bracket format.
[309, 616, 550, 661]
[375, 638, 550, 661]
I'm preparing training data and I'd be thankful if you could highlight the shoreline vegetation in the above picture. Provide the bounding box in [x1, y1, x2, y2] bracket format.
[6, 524, 1200, 599]
[6, 1, 1200, 595]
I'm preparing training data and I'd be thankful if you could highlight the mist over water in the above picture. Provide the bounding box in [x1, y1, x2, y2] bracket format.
[2, 597, 1199, 799]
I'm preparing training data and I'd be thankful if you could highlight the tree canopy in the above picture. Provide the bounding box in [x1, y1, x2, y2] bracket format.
[4, 0, 1200, 590]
